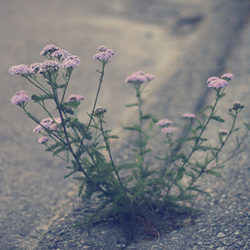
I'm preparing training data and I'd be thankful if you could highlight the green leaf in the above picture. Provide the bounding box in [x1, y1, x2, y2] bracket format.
[185, 170, 195, 179]
[125, 103, 138, 108]
[205, 169, 222, 177]
[211, 116, 225, 123]
[123, 126, 141, 132]
[198, 105, 213, 114]
[232, 128, 240, 132]
[187, 187, 210, 196]
[177, 192, 193, 201]
[31, 94, 53, 102]
[64, 169, 78, 178]
[141, 114, 152, 120]
[108, 135, 119, 139]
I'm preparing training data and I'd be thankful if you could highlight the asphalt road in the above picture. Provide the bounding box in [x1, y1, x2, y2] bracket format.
[0, 0, 249, 249]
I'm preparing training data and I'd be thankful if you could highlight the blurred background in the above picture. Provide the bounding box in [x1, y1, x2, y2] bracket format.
[0, 0, 249, 248]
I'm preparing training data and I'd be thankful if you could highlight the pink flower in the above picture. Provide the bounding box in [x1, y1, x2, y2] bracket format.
[161, 127, 176, 135]
[61, 55, 81, 69]
[221, 73, 234, 80]
[32, 125, 42, 134]
[29, 63, 41, 75]
[207, 76, 229, 89]
[11, 90, 29, 106]
[98, 45, 108, 52]
[52, 49, 71, 60]
[40, 44, 59, 56]
[67, 94, 84, 102]
[145, 73, 155, 81]
[37, 117, 61, 131]
[9, 64, 30, 76]
[182, 113, 196, 119]
[39, 60, 59, 75]
[93, 46, 115, 62]
[157, 118, 173, 127]
[38, 136, 49, 144]
[41, 117, 53, 128]
[207, 73, 234, 89]
[125, 71, 155, 84]
[54, 117, 62, 124]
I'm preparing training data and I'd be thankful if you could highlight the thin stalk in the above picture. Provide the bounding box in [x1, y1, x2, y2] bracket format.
[99, 118, 129, 198]
[38, 102, 55, 121]
[25, 76, 51, 96]
[48, 73, 109, 196]
[135, 85, 145, 176]
[178, 109, 240, 198]
[60, 69, 72, 104]
[165, 90, 221, 196]
[23, 107, 67, 145]
[210, 128, 249, 169]
[77, 62, 106, 156]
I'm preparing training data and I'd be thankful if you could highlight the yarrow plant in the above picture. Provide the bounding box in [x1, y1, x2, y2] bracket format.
[10, 44, 249, 240]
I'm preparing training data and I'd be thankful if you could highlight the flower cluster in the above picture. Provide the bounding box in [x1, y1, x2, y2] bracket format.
[11, 90, 29, 106]
[39, 60, 60, 75]
[67, 94, 84, 102]
[231, 101, 244, 111]
[61, 55, 81, 69]
[156, 118, 177, 135]
[52, 49, 71, 60]
[94, 107, 107, 116]
[40, 44, 60, 56]
[125, 71, 155, 84]
[161, 127, 177, 135]
[93, 45, 115, 63]
[9, 64, 31, 76]
[181, 113, 196, 119]
[9, 44, 81, 78]
[207, 73, 234, 89]
[32, 117, 62, 134]
[157, 118, 172, 127]
[38, 136, 49, 144]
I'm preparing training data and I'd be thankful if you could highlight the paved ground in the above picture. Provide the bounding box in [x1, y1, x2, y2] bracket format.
[0, 0, 249, 249]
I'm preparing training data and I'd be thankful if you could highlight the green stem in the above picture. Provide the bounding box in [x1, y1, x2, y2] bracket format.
[99, 118, 129, 198]
[23, 107, 66, 145]
[48, 73, 109, 196]
[135, 85, 144, 176]
[77, 62, 106, 156]
[178, 109, 240, 198]
[60, 69, 72, 104]
[25, 76, 51, 96]
[165, 90, 221, 196]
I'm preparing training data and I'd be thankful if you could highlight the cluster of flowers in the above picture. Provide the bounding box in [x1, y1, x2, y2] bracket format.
[32, 117, 62, 144]
[8, 44, 81, 78]
[125, 70, 155, 84]
[156, 114, 196, 135]
[93, 45, 115, 62]
[207, 73, 234, 89]
[10, 90, 29, 106]
[155, 72, 235, 135]
[9, 44, 116, 145]
[67, 94, 84, 102]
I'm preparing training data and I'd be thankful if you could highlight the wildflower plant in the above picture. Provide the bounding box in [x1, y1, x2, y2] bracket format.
[10, 44, 249, 240]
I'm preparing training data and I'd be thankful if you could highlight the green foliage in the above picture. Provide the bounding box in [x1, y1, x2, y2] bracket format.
[13, 46, 250, 241]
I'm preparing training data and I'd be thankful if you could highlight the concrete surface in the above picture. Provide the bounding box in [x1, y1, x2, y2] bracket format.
[0, 0, 249, 249]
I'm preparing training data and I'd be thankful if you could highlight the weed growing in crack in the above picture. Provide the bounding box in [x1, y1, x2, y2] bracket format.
[9, 44, 249, 241]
